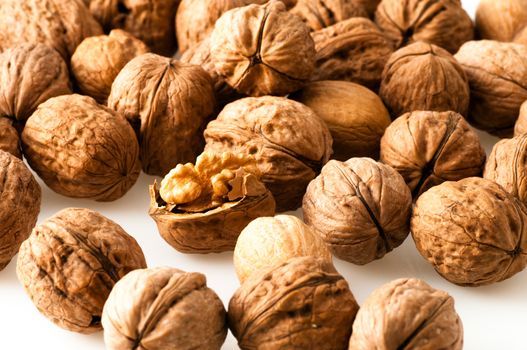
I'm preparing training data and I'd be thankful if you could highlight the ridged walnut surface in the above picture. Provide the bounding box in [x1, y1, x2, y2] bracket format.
[514, 101, 527, 136]
[228, 257, 359, 350]
[290, 0, 369, 31]
[349, 278, 463, 349]
[411, 177, 527, 286]
[102, 267, 227, 350]
[0, 118, 21, 158]
[22, 94, 141, 201]
[476, 0, 527, 42]
[0, 151, 41, 270]
[16, 208, 147, 333]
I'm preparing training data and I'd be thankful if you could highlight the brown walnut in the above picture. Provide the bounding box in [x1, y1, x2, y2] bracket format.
[514, 25, 527, 44]
[229, 257, 359, 350]
[0, 118, 21, 158]
[380, 42, 470, 118]
[349, 278, 463, 349]
[303, 158, 411, 264]
[374, 0, 473, 54]
[16, 208, 147, 333]
[71, 30, 149, 104]
[476, 0, 527, 42]
[380, 111, 486, 198]
[108, 53, 215, 176]
[0, 151, 41, 270]
[411, 177, 527, 286]
[204, 96, 332, 212]
[22, 94, 141, 201]
[290, 0, 369, 32]
[514, 101, 527, 136]
[210, 0, 316, 96]
[455, 40, 527, 137]
[0, 43, 71, 122]
[355, 0, 381, 16]
[290, 80, 390, 161]
[102, 267, 227, 350]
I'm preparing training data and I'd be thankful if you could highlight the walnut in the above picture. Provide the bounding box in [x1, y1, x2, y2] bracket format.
[380, 42, 470, 118]
[22, 94, 141, 201]
[476, 0, 527, 42]
[374, 0, 473, 54]
[0, 43, 71, 122]
[0, 151, 41, 270]
[102, 267, 227, 350]
[290, 80, 390, 161]
[514, 25, 527, 44]
[0, 0, 102, 60]
[355, 0, 381, 16]
[204, 96, 332, 212]
[311, 18, 394, 91]
[229, 257, 359, 350]
[380, 111, 486, 198]
[88, 0, 179, 55]
[455, 40, 527, 137]
[210, 1, 316, 96]
[0, 118, 21, 158]
[290, 0, 369, 32]
[349, 278, 463, 349]
[233, 215, 331, 282]
[411, 177, 527, 286]
[514, 101, 527, 136]
[16, 208, 147, 333]
[71, 30, 149, 104]
[149, 151, 275, 253]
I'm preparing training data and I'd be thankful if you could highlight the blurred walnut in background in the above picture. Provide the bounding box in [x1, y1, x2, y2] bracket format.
[476, 0, 527, 42]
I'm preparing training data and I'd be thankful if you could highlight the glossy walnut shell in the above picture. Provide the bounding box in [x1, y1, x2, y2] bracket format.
[290, 0, 369, 31]
[476, 0, 527, 42]
[514, 101, 527, 136]
[0, 118, 21, 158]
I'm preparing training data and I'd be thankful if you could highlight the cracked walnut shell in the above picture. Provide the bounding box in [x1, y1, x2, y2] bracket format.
[229, 257, 359, 350]
[411, 177, 527, 286]
[16, 208, 147, 333]
[290, 0, 369, 32]
[0, 118, 21, 158]
[349, 278, 463, 349]
[514, 101, 527, 136]
[476, 0, 527, 42]
[102, 267, 227, 350]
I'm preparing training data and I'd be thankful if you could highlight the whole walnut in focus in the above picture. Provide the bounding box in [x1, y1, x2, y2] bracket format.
[374, 0, 473, 54]
[210, 1, 315, 96]
[290, 80, 390, 160]
[88, 0, 179, 55]
[303, 158, 411, 265]
[380, 111, 486, 198]
[102, 267, 227, 350]
[17, 208, 147, 333]
[0, 44, 71, 122]
[204, 96, 333, 212]
[290, 0, 368, 31]
[311, 17, 394, 90]
[0, 151, 41, 270]
[455, 40, 527, 137]
[108, 53, 215, 176]
[22, 94, 141, 201]
[476, 0, 527, 42]
[71, 30, 149, 104]
[229, 257, 359, 350]
[514, 101, 527, 136]
[380, 42, 470, 118]
[349, 278, 463, 349]
[411, 177, 527, 286]
[0, 0, 102, 60]
[0, 118, 21, 158]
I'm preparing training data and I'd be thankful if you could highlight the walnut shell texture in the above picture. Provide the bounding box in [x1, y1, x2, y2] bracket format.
[290, 80, 390, 161]
[290, 0, 369, 32]
[16, 208, 147, 333]
[0, 118, 21, 158]
[210, 0, 316, 96]
[380, 111, 486, 198]
[380, 42, 470, 118]
[374, 0, 473, 54]
[0, 0, 103, 60]
[455, 40, 527, 137]
[411, 177, 527, 286]
[102, 267, 227, 350]
[22, 94, 141, 201]
[71, 30, 149, 104]
[311, 17, 394, 90]
[229, 257, 359, 350]
[514, 101, 527, 137]
[108, 53, 215, 176]
[349, 278, 463, 349]
[476, 0, 527, 42]
[0, 43, 72, 122]
[204, 96, 333, 212]
[0, 151, 41, 270]
[514, 25, 527, 44]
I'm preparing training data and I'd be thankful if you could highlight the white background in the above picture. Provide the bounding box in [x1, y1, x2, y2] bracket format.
[2, 1, 524, 349]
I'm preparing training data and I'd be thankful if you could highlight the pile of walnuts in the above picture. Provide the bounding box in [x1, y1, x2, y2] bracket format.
[1, 0, 527, 348]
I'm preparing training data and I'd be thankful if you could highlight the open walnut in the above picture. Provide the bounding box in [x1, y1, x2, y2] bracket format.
[0, 118, 21, 158]
[311, 17, 394, 90]
[150, 152, 275, 253]
[411, 177, 527, 286]
[476, 0, 527, 42]
[290, 0, 369, 32]
[349, 278, 463, 349]
[374, 0, 473, 54]
[17, 208, 147, 333]
[102, 267, 227, 350]
[514, 101, 527, 136]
